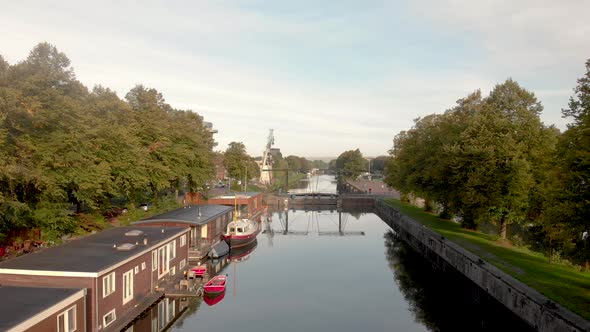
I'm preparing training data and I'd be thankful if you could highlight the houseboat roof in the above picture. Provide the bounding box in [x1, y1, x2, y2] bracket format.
[0, 226, 187, 277]
[0, 286, 85, 331]
[134, 204, 233, 226]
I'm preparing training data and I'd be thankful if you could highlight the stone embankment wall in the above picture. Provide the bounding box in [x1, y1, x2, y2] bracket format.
[374, 199, 590, 332]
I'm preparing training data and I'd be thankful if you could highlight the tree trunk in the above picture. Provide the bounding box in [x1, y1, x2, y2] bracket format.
[499, 215, 507, 239]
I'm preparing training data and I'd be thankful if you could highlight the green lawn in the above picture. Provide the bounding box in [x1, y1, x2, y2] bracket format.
[383, 199, 590, 320]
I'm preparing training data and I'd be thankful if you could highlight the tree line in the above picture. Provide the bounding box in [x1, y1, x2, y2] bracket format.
[384, 60, 590, 267]
[0, 43, 216, 241]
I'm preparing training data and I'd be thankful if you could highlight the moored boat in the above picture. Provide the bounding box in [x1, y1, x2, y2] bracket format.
[203, 275, 227, 295]
[191, 264, 207, 278]
[208, 240, 230, 258]
[222, 218, 260, 248]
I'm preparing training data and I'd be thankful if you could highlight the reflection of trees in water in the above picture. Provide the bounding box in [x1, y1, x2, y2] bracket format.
[384, 231, 534, 332]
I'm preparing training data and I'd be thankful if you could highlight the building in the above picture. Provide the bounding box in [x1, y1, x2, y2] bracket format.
[207, 192, 264, 220]
[213, 154, 226, 181]
[133, 205, 233, 261]
[0, 286, 87, 332]
[0, 226, 189, 332]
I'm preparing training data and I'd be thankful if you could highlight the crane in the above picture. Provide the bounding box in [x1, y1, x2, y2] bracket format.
[259, 129, 274, 184]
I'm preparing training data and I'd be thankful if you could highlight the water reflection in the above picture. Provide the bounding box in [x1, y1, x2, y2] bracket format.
[157, 209, 534, 332]
[385, 231, 535, 332]
[126, 297, 187, 332]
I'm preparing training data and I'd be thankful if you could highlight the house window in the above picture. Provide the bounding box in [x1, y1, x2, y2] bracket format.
[141, 262, 146, 270]
[103, 272, 115, 298]
[180, 234, 186, 247]
[103, 309, 116, 327]
[171, 266, 176, 276]
[179, 259, 186, 270]
[123, 269, 134, 304]
[152, 250, 157, 271]
[158, 245, 169, 278]
[201, 225, 208, 239]
[57, 305, 76, 332]
[134, 266, 139, 274]
[170, 240, 176, 259]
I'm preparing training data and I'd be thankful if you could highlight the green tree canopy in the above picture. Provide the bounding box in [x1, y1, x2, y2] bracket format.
[335, 149, 366, 179]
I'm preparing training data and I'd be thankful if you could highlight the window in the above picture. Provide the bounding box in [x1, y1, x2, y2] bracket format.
[141, 262, 146, 271]
[152, 250, 157, 271]
[171, 266, 176, 276]
[57, 305, 76, 332]
[158, 245, 169, 278]
[179, 259, 186, 270]
[134, 266, 139, 274]
[180, 234, 186, 247]
[103, 309, 116, 327]
[201, 225, 208, 239]
[103, 272, 115, 298]
[170, 240, 176, 259]
[123, 269, 133, 304]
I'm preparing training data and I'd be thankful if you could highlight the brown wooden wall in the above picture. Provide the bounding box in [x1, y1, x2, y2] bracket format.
[0, 275, 94, 332]
[24, 295, 86, 332]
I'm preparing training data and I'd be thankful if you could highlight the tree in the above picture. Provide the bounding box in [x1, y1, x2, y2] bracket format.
[223, 142, 257, 186]
[335, 149, 366, 179]
[555, 58, 590, 266]
[370, 156, 390, 174]
[0, 43, 217, 241]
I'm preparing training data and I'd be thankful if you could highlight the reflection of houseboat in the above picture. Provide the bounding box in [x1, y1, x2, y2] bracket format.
[133, 205, 233, 261]
[228, 239, 258, 262]
[124, 297, 187, 332]
[222, 218, 260, 248]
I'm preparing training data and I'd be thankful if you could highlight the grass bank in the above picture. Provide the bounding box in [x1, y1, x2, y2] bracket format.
[383, 198, 590, 320]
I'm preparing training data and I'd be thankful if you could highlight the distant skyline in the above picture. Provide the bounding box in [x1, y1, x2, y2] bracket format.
[2, 1, 589, 158]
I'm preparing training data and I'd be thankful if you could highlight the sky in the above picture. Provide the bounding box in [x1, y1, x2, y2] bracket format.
[2, 1, 589, 159]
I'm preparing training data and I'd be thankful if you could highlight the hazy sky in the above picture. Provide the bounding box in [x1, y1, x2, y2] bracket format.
[2, 1, 589, 158]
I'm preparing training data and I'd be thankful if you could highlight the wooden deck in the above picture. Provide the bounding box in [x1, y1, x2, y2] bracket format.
[159, 271, 210, 298]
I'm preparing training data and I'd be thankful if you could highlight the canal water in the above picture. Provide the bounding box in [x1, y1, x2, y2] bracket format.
[132, 176, 534, 332]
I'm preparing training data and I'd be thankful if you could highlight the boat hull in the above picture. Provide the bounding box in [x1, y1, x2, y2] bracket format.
[223, 228, 260, 248]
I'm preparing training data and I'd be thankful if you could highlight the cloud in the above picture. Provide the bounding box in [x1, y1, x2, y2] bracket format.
[1, 1, 588, 157]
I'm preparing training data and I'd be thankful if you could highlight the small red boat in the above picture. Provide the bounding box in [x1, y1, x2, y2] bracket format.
[191, 265, 207, 278]
[203, 275, 227, 295]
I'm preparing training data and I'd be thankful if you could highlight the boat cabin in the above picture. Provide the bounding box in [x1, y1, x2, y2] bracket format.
[227, 219, 254, 235]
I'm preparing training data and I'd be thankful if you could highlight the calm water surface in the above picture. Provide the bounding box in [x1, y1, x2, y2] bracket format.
[143, 176, 532, 332]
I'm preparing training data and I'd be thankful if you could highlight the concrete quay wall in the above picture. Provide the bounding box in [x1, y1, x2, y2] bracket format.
[374, 199, 590, 332]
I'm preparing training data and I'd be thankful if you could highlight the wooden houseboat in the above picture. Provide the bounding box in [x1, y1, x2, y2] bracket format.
[0, 226, 189, 332]
[133, 204, 233, 261]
